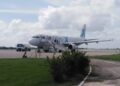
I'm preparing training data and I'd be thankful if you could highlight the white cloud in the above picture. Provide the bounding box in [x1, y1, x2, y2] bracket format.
[0, 18, 59, 47]
[38, 6, 91, 31]
[37, 1, 113, 32]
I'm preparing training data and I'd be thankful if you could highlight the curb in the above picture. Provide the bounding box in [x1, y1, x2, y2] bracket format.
[78, 66, 92, 86]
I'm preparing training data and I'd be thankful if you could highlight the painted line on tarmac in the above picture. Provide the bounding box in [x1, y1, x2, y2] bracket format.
[78, 65, 92, 86]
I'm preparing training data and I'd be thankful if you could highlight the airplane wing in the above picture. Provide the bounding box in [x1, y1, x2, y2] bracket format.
[83, 39, 98, 41]
[73, 39, 113, 45]
[63, 39, 113, 46]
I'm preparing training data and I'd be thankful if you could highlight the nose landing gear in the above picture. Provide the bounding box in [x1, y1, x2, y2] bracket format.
[22, 48, 27, 58]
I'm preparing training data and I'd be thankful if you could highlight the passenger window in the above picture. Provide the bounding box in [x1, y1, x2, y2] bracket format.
[48, 36, 51, 40]
[54, 39, 56, 42]
[54, 39, 59, 44]
[41, 36, 45, 39]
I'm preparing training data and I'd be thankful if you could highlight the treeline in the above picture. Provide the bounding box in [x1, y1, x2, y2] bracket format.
[0, 46, 16, 49]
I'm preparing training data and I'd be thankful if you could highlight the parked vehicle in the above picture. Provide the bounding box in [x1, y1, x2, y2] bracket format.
[16, 44, 31, 52]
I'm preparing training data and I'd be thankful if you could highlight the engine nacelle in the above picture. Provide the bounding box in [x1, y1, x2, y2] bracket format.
[68, 44, 77, 50]
[85, 43, 88, 45]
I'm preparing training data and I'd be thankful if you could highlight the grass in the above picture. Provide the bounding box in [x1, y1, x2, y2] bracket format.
[0, 58, 74, 86]
[91, 54, 120, 61]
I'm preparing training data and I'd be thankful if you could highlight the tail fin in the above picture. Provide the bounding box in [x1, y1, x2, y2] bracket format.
[80, 24, 86, 39]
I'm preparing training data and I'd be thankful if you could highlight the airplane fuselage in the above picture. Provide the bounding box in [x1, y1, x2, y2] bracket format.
[29, 35, 82, 47]
[29, 24, 112, 52]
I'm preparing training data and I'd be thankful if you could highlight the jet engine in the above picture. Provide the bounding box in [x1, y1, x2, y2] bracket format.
[68, 44, 77, 50]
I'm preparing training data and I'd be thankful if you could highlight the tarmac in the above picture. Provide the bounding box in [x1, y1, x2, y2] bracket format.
[0, 49, 62, 58]
[80, 49, 120, 56]
[0, 49, 120, 58]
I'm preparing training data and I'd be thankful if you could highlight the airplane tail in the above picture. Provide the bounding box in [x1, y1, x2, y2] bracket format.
[80, 24, 86, 39]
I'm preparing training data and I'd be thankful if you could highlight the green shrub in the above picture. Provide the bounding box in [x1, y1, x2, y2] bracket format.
[47, 51, 90, 83]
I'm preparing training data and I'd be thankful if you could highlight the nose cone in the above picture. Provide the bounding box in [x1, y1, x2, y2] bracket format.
[29, 38, 48, 47]
[29, 39, 34, 46]
[29, 38, 39, 46]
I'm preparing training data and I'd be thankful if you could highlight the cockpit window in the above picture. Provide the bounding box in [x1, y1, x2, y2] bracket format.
[48, 36, 51, 40]
[17, 44, 24, 47]
[32, 36, 40, 38]
[41, 36, 45, 39]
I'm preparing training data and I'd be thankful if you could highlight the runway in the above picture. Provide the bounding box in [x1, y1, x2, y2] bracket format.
[0, 49, 61, 58]
[0, 49, 120, 58]
[81, 49, 120, 56]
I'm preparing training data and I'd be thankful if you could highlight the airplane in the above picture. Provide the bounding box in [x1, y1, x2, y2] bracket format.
[29, 24, 112, 52]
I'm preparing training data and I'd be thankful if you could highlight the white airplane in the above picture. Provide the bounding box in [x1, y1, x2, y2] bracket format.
[29, 24, 112, 52]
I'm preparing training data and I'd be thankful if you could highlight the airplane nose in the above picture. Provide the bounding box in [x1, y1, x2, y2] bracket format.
[29, 38, 40, 46]
[29, 38, 47, 46]
[29, 39, 34, 45]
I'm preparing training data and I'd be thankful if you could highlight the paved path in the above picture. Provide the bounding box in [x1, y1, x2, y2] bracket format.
[84, 59, 120, 86]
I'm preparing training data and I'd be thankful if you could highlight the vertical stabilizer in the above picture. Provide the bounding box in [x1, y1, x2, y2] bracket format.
[80, 24, 86, 39]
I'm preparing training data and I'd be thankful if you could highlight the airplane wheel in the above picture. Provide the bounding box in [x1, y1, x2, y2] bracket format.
[37, 49, 40, 52]
[58, 50, 62, 53]
[44, 50, 49, 52]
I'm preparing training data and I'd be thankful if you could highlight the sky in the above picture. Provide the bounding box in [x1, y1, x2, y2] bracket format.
[0, 0, 120, 48]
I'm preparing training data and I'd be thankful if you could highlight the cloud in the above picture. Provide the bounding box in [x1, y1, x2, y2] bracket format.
[39, 6, 91, 30]
[38, 1, 113, 32]
[0, 18, 59, 46]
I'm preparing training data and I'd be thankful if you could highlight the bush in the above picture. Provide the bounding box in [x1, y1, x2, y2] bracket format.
[47, 51, 90, 83]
